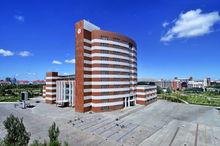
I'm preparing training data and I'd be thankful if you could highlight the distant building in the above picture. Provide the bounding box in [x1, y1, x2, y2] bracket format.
[5, 77, 17, 84]
[32, 80, 46, 85]
[155, 79, 172, 89]
[204, 78, 211, 87]
[0, 80, 11, 85]
[188, 81, 204, 89]
[10, 77, 17, 84]
[171, 79, 181, 91]
[17, 80, 30, 85]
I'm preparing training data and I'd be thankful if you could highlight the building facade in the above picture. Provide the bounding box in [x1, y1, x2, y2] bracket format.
[75, 20, 137, 112]
[45, 72, 75, 106]
[136, 85, 157, 105]
[188, 80, 204, 89]
[56, 79, 75, 107]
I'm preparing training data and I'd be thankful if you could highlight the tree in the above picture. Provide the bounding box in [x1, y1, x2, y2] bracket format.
[48, 122, 60, 144]
[157, 86, 164, 94]
[3, 114, 30, 146]
[166, 87, 172, 94]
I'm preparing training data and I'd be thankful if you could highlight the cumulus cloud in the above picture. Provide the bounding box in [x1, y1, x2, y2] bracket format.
[0, 49, 14, 56]
[65, 59, 75, 64]
[14, 15, 24, 22]
[18, 51, 32, 57]
[162, 21, 169, 28]
[161, 9, 220, 42]
[52, 60, 62, 65]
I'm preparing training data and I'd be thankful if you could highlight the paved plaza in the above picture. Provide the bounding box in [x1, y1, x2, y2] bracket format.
[0, 97, 220, 146]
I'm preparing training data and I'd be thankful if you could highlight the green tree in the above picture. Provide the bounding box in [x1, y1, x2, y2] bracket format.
[3, 114, 30, 146]
[166, 88, 172, 94]
[48, 122, 60, 144]
[157, 86, 164, 94]
[30, 140, 47, 146]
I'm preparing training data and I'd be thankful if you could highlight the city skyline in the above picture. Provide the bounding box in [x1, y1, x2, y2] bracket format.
[1, 0, 220, 80]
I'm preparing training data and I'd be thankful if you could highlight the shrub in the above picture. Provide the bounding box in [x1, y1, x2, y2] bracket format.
[48, 122, 60, 143]
[3, 114, 30, 146]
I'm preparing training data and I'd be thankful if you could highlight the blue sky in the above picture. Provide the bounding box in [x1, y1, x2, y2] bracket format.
[0, 0, 220, 80]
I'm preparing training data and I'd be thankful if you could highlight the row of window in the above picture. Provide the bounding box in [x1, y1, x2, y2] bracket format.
[100, 85, 130, 88]
[99, 50, 132, 58]
[98, 64, 132, 69]
[100, 91, 129, 95]
[100, 57, 137, 64]
[100, 36, 129, 45]
[99, 43, 136, 53]
[84, 71, 137, 76]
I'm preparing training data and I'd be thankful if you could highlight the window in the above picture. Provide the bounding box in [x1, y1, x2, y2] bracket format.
[100, 43, 108, 46]
[101, 78, 109, 81]
[101, 85, 109, 88]
[100, 71, 109, 74]
[101, 92, 109, 95]
[101, 57, 108, 61]
[101, 106, 109, 111]
[129, 43, 133, 49]
[101, 36, 109, 40]
[102, 99, 109, 102]
[113, 37, 120, 42]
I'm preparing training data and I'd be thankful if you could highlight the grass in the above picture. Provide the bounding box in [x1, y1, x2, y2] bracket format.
[160, 92, 220, 107]
[0, 84, 43, 102]
[0, 96, 20, 102]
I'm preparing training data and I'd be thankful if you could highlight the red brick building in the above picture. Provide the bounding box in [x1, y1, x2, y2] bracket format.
[75, 20, 137, 112]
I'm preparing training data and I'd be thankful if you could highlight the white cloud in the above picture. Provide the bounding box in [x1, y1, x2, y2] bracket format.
[65, 59, 75, 64]
[52, 60, 62, 65]
[162, 21, 169, 28]
[14, 15, 24, 22]
[0, 49, 14, 56]
[27, 72, 36, 75]
[161, 9, 220, 42]
[18, 51, 32, 57]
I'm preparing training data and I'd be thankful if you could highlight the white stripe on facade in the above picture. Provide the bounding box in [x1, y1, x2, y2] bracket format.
[46, 92, 56, 95]
[46, 77, 59, 80]
[84, 81, 132, 85]
[91, 46, 130, 54]
[84, 74, 130, 78]
[84, 60, 132, 67]
[84, 81, 130, 85]
[84, 101, 123, 107]
[84, 93, 135, 100]
[46, 87, 56, 90]
[84, 46, 91, 50]
[137, 86, 157, 90]
[91, 53, 130, 60]
[136, 92, 146, 95]
[45, 97, 56, 100]
[46, 82, 56, 85]
[84, 53, 91, 57]
[84, 87, 130, 92]
[136, 98, 147, 101]
[84, 39, 91, 44]
[84, 67, 130, 72]
[92, 39, 129, 48]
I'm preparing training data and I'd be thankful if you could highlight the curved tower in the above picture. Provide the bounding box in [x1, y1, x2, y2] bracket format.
[75, 20, 137, 112]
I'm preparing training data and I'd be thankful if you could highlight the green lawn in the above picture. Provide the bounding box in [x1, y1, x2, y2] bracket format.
[160, 92, 220, 107]
[0, 84, 43, 102]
